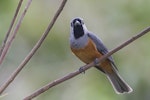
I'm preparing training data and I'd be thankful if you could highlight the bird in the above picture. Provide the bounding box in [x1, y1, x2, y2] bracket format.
[69, 17, 133, 94]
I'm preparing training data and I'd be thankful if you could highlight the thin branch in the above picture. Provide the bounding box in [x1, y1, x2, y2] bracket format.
[0, 0, 32, 65]
[0, 0, 67, 95]
[24, 26, 150, 100]
[0, 0, 23, 57]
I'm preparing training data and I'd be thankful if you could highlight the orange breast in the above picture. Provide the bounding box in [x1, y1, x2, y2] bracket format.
[71, 38, 113, 73]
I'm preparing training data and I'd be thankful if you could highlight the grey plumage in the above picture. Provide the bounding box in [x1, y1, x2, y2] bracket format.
[87, 32, 133, 94]
[70, 17, 133, 94]
[87, 32, 118, 70]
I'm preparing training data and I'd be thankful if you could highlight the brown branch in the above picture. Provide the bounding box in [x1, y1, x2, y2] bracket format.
[0, 0, 67, 95]
[24, 26, 150, 100]
[0, 0, 32, 65]
[0, 0, 23, 57]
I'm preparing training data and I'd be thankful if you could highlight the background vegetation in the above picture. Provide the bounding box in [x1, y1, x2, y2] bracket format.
[0, 0, 150, 100]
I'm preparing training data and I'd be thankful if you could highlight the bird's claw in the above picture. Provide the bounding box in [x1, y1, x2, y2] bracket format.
[79, 66, 85, 74]
[94, 58, 100, 66]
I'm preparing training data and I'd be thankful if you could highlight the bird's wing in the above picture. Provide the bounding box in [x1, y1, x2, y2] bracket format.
[87, 32, 118, 70]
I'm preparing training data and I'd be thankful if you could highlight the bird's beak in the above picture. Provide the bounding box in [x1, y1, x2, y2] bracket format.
[74, 20, 81, 26]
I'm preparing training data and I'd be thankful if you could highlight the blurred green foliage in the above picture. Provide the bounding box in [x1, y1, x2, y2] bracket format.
[0, 0, 150, 100]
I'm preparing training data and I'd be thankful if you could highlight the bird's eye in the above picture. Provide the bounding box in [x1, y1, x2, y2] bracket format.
[71, 22, 73, 27]
[77, 19, 84, 25]
[78, 19, 82, 24]
[78, 18, 84, 24]
[71, 18, 84, 27]
[81, 20, 84, 24]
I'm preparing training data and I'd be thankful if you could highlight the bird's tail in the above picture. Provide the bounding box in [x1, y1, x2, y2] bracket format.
[106, 71, 133, 94]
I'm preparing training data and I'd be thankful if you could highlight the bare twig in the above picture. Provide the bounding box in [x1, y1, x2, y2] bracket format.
[0, 0, 32, 65]
[0, 0, 67, 95]
[0, 0, 23, 57]
[24, 26, 150, 100]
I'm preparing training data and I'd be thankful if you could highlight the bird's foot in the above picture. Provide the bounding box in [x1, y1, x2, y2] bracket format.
[94, 58, 100, 66]
[79, 66, 85, 74]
